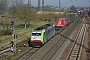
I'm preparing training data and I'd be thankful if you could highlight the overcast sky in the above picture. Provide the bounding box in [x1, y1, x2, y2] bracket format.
[25, 0, 90, 7]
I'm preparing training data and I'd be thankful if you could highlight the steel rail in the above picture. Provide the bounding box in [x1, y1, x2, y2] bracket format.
[66, 22, 86, 60]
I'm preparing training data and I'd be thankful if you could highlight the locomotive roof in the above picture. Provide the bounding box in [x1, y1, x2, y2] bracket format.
[34, 24, 52, 30]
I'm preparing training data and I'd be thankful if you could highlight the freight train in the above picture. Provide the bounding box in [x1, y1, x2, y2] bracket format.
[30, 13, 77, 47]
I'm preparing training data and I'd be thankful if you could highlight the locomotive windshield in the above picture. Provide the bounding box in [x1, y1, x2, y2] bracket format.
[32, 33, 41, 36]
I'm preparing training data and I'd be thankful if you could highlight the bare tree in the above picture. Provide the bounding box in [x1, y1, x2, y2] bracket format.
[17, 6, 36, 28]
[9, 0, 36, 28]
[28, 0, 31, 7]
[38, 0, 40, 11]
[42, 0, 44, 10]
[8, 0, 24, 16]
[0, 0, 7, 14]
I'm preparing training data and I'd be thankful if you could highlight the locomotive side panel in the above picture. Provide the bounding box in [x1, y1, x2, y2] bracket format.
[44, 26, 55, 43]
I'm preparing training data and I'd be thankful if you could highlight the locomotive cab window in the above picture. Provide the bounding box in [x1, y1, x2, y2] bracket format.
[32, 33, 41, 36]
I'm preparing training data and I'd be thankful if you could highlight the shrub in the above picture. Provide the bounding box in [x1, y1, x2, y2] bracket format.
[0, 30, 12, 36]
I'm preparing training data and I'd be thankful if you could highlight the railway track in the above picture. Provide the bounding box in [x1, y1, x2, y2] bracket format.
[0, 32, 30, 57]
[16, 47, 39, 60]
[66, 18, 86, 60]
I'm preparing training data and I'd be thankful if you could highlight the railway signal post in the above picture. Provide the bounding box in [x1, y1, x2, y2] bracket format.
[11, 20, 16, 52]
